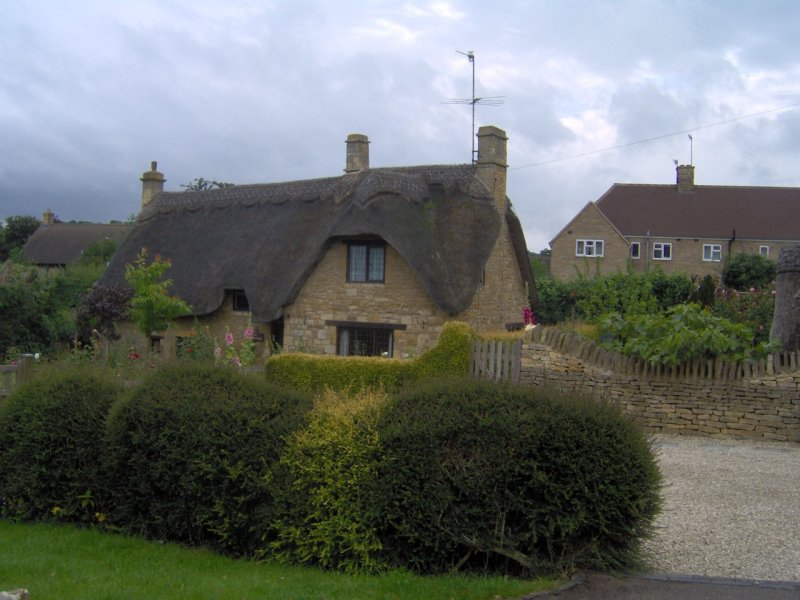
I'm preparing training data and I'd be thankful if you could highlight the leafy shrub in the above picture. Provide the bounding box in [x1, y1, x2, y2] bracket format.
[712, 286, 776, 345]
[536, 271, 693, 325]
[270, 388, 387, 573]
[264, 354, 414, 393]
[104, 363, 312, 555]
[264, 321, 474, 393]
[410, 321, 474, 380]
[599, 303, 774, 365]
[0, 367, 121, 523]
[722, 253, 776, 291]
[371, 379, 661, 575]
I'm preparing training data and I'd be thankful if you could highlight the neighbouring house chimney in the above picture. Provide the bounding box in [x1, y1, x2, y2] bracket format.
[42, 209, 54, 225]
[476, 125, 508, 212]
[344, 134, 369, 173]
[141, 161, 165, 208]
[676, 164, 695, 192]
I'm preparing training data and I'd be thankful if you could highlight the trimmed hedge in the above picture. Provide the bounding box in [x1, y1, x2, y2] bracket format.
[0, 366, 121, 523]
[264, 354, 414, 393]
[104, 363, 312, 555]
[372, 379, 661, 574]
[264, 321, 475, 392]
[268, 378, 661, 575]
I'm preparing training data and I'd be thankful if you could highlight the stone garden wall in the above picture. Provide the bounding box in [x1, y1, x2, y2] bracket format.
[520, 328, 800, 443]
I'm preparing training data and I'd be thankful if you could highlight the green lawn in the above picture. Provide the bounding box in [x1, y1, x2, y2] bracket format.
[0, 521, 557, 600]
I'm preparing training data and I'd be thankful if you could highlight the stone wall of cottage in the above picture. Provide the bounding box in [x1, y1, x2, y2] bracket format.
[282, 224, 528, 356]
[112, 294, 270, 361]
[519, 328, 800, 442]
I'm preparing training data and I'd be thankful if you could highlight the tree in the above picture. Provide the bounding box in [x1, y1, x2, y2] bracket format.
[75, 284, 133, 344]
[0, 215, 40, 261]
[180, 178, 234, 191]
[79, 238, 118, 266]
[722, 253, 776, 291]
[124, 248, 191, 339]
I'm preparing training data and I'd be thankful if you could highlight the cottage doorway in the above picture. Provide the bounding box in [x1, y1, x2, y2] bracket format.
[270, 317, 284, 349]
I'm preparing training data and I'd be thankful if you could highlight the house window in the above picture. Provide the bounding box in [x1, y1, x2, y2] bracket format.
[576, 239, 604, 257]
[653, 243, 672, 260]
[759, 245, 770, 257]
[232, 290, 250, 312]
[337, 326, 393, 357]
[630, 242, 640, 259]
[703, 244, 722, 262]
[347, 241, 385, 282]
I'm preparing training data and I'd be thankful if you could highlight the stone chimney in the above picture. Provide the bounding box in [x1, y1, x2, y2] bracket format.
[141, 161, 165, 208]
[344, 134, 369, 173]
[42, 209, 55, 225]
[676, 164, 695, 193]
[476, 125, 508, 212]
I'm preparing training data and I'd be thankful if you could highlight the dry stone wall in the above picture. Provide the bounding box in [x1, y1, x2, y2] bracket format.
[520, 328, 800, 442]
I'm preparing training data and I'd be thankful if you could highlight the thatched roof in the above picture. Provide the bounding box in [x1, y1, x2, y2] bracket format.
[101, 164, 534, 321]
[22, 223, 131, 266]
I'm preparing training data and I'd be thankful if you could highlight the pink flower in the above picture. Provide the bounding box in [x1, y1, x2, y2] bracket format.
[244, 325, 254, 340]
[225, 330, 234, 346]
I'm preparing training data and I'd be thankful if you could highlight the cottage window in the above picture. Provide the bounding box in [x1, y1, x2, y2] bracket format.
[630, 242, 640, 259]
[759, 245, 770, 257]
[347, 242, 385, 282]
[231, 290, 250, 312]
[703, 244, 722, 262]
[337, 326, 393, 357]
[576, 239, 604, 257]
[653, 243, 672, 260]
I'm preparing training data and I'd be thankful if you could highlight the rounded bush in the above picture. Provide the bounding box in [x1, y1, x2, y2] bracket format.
[0, 366, 121, 523]
[270, 388, 387, 573]
[104, 362, 312, 555]
[372, 379, 661, 575]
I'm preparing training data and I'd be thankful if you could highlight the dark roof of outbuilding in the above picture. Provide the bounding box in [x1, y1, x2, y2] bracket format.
[101, 164, 534, 322]
[22, 223, 131, 266]
[596, 183, 800, 240]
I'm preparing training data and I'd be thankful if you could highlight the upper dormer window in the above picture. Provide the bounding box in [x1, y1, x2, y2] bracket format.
[347, 241, 385, 282]
[232, 290, 249, 312]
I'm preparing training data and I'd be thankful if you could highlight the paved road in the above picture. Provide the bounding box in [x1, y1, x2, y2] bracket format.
[526, 573, 800, 599]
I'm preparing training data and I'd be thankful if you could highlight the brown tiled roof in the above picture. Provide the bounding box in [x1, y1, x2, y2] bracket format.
[596, 184, 800, 240]
[22, 223, 131, 266]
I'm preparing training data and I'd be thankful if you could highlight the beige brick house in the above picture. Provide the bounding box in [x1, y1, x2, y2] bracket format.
[550, 164, 800, 281]
[100, 126, 535, 358]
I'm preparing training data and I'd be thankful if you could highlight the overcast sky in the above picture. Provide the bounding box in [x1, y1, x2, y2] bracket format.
[2, 1, 800, 252]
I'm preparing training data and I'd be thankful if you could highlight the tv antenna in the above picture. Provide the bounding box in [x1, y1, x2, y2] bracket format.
[444, 50, 504, 163]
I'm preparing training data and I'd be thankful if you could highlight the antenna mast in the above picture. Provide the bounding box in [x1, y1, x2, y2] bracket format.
[445, 50, 504, 163]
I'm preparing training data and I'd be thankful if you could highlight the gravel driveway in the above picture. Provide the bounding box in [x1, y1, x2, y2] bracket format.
[643, 434, 800, 582]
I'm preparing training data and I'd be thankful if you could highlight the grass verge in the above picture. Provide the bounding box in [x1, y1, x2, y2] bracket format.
[0, 521, 557, 600]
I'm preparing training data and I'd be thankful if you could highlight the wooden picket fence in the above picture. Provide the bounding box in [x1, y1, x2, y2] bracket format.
[0, 354, 34, 399]
[471, 339, 522, 384]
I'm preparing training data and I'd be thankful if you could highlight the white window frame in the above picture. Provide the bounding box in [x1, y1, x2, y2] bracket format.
[653, 242, 672, 261]
[576, 239, 604, 257]
[759, 245, 770, 257]
[630, 241, 640, 259]
[702, 244, 722, 262]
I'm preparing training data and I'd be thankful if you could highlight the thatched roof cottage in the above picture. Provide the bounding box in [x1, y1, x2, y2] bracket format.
[100, 126, 535, 358]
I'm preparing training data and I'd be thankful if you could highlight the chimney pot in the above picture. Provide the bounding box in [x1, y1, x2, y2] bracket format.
[42, 209, 54, 225]
[141, 161, 166, 209]
[676, 164, 695, 192]
[476, 125, 508, 212]
[345, 134, 369, 173]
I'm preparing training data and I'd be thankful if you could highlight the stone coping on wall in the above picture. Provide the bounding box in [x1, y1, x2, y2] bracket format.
[522, 327, 800, 443]
[528, 326, 800, 385]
